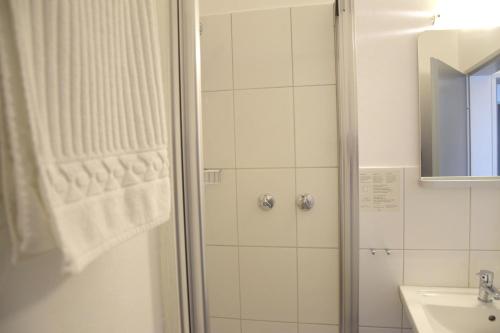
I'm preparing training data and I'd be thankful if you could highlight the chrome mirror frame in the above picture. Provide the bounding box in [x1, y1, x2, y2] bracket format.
[417, 30, 500, 183]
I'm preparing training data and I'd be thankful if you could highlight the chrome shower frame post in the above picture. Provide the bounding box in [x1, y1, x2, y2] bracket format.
[173, 0, 210, 332]
[336, 0, 360, 332]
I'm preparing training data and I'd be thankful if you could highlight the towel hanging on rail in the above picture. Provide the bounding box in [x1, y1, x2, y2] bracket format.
[0, 0, 171, 273]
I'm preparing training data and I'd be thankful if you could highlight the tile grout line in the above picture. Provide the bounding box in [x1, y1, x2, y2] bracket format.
[228, 12, 245, 332]
[206, 245, 476, 251]
[289, 7, 301, 329]
[204, 166, 341, 171]
[206, 244, 341, 249]
[211, 315, 340, 326]
[202, 83, 338, 93]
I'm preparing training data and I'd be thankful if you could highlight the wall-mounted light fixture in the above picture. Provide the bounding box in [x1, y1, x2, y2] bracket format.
[433, 0, 500, 29]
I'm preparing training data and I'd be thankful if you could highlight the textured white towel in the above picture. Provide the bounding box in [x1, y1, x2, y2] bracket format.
[0, 0, 171, 273]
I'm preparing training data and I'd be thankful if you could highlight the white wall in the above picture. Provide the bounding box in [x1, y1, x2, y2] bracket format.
[356, 0, 435, 167]
[356, 0, 500, 332]
[0, 0, 175, 332]
[458, 27, 500, 72]
[200, 0, 333, 15]
[0, 230, 164, 333]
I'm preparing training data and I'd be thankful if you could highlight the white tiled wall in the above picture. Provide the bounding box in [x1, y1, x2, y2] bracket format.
[351, 0, 500, 332]
[234, 88, 295, 168]
[201, 4, 338, 332]
[359, 166, 500, 332]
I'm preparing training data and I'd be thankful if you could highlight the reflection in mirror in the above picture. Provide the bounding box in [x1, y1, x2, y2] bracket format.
[418, 28, 500, 178]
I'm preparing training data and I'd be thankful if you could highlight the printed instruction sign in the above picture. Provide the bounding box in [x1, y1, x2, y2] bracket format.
[360, 169, 401, 212]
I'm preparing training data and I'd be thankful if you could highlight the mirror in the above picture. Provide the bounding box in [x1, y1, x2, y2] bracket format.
[418, 27, 500, 179]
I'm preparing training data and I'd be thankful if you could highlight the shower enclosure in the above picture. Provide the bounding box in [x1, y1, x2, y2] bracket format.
[167, 0, 359, 332]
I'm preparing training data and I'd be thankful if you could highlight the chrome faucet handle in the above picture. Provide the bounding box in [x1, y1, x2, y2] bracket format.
[297, 193, 315, 210]
[259, 194, 275, 210]
[477, 270, 494, 287]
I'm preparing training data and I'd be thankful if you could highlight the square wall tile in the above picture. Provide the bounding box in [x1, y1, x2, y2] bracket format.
[200, 15, 233, 91]
[237, 169, 296, 246]
[404, 167, 470, 250]
[404, 250, 468, 287]
[360, 168, 404, 249]
[297, 168, 339, 248]
[359, 249, 403, 328]
[471, 188, 500, 250]
[232, 8, 292, 89]
[294, 86, 338, 167]
[298, 248, 340, 325]
[402, 308, 412, 329]
[242, 320, 297, 333]
[211, 318, 241, 333]
[206, 246, 240, 318]
[202, 91, 235, 169]
[239, 247, 297, 322]
[205, 169, 238, 245]
[234, 88, 295, 168]
[299, 324, 339, 333]
[291, 4, 336, 85]
[469, 251, 500, 287]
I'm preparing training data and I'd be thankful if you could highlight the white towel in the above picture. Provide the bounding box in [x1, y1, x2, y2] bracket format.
[0, 0, 171, 273]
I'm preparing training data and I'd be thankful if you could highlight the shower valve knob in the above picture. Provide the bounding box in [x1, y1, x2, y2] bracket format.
[259, 194, 275, 210]
[297, 193, 315, 210]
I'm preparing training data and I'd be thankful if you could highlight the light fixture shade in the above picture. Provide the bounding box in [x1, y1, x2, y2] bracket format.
[434, 0, 500, 29]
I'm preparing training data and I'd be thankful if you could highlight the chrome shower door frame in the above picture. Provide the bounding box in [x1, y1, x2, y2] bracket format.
[170, 0, 360, 332]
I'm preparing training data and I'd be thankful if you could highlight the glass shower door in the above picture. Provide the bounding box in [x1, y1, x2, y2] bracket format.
[199, 3, 341, 332]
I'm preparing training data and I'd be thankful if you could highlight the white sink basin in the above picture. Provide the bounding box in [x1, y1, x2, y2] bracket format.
[400, 286, 500, 333]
